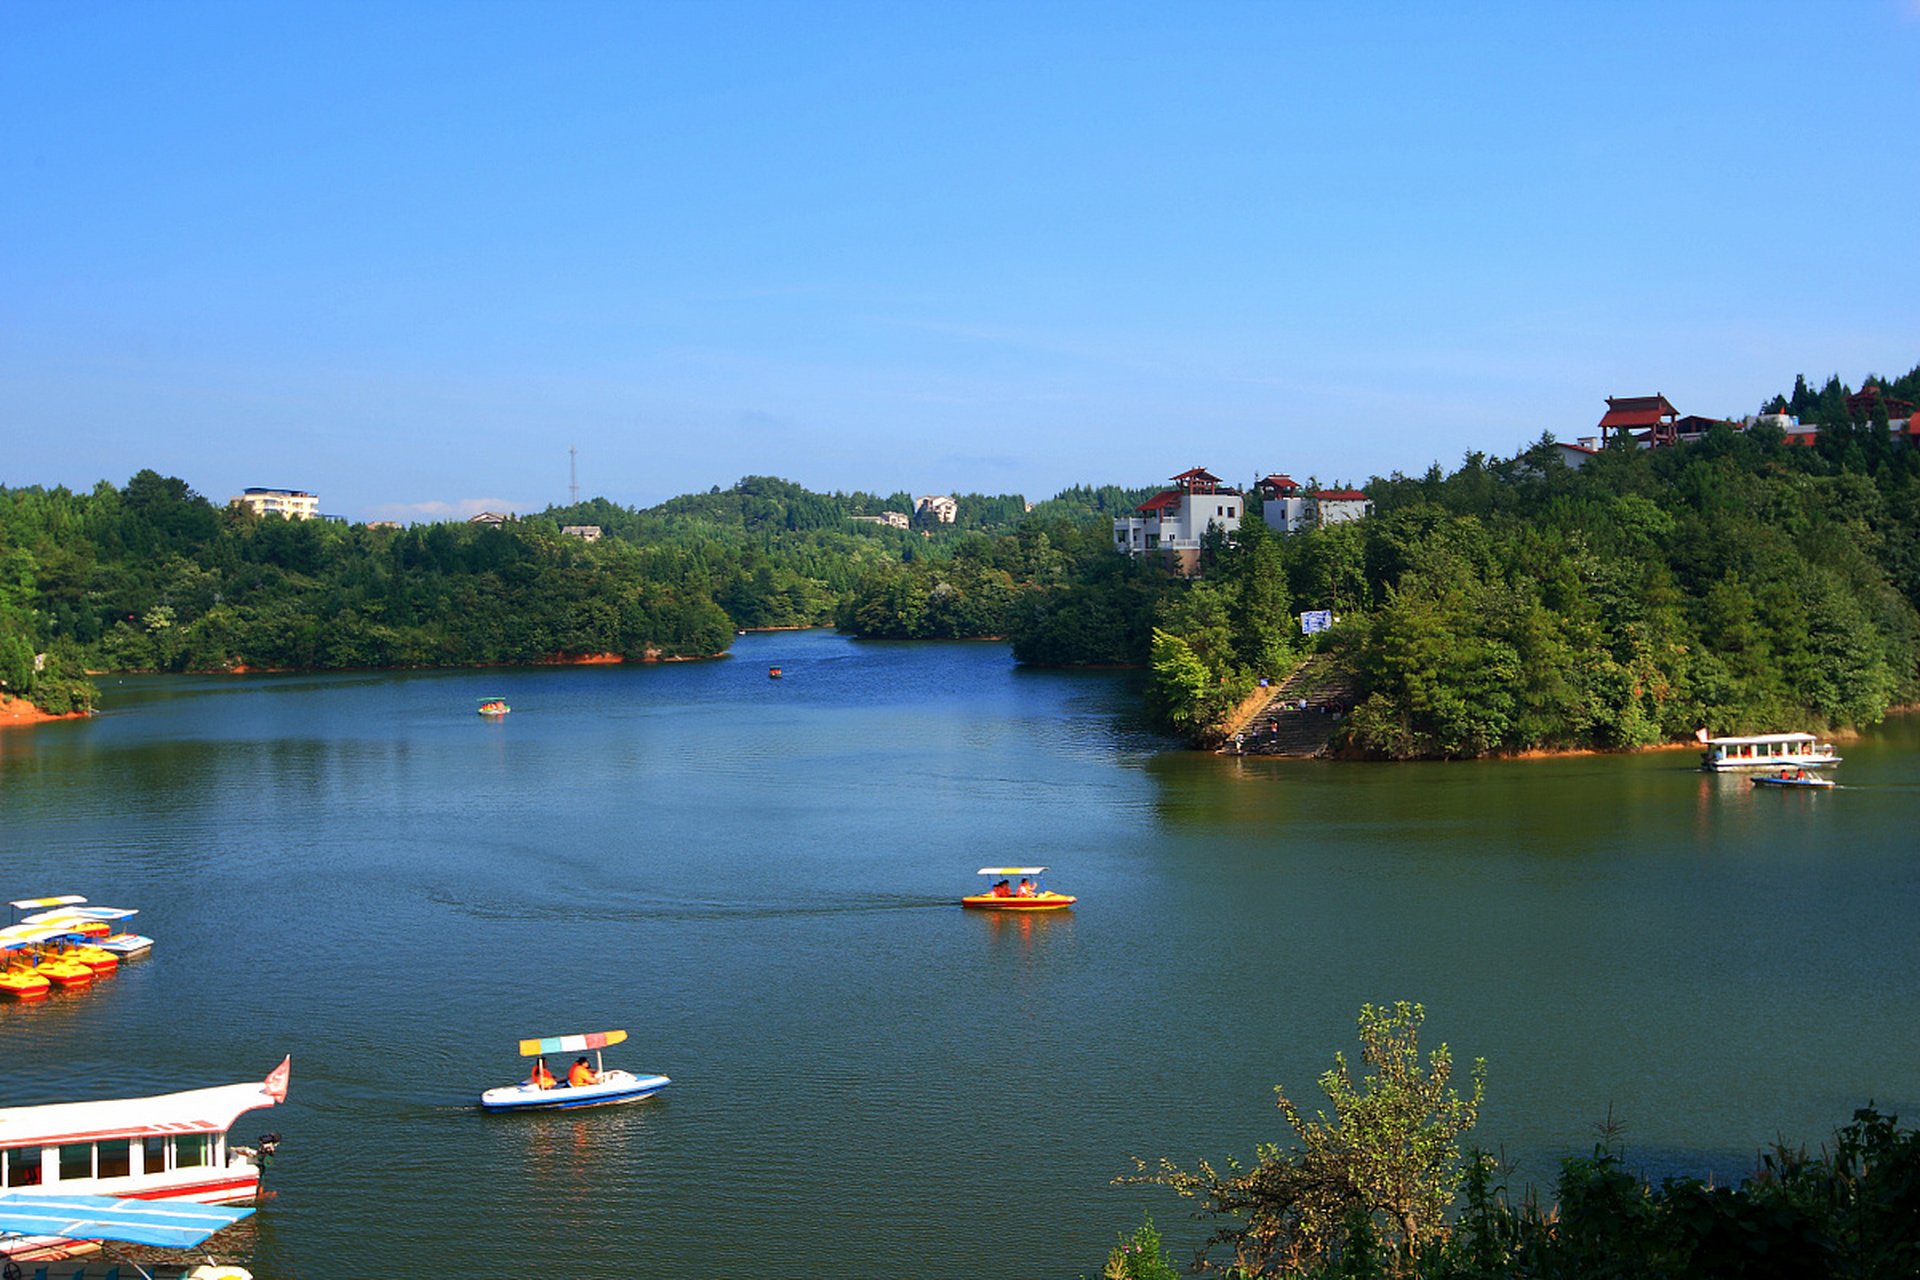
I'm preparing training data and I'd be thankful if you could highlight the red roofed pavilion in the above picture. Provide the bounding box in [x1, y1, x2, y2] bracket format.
[1598, 394, 1678, 447]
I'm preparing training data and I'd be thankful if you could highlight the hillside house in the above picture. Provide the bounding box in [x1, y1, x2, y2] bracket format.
[229, 488, 319, 520]
[916, 495, 957, 524]
[1257, 475, 1372, 532]
[1113, 467, 1242, 575]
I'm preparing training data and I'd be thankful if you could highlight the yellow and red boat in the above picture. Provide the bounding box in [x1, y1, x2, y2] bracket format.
[0, 925, 103, 986]
[0, 940, 52, 1000]
[961, 866, 1076, 911]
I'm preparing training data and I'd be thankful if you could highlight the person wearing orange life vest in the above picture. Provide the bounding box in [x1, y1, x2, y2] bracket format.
[530, 1057, 556, 1090]
[568, 1056, 598, 1087]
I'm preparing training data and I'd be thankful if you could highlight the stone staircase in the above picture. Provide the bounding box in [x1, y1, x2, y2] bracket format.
[1221, 656, 1361, 758]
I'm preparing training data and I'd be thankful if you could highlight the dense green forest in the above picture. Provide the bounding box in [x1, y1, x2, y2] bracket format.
[5, 362, 1916, 756]
[1130, 372, 1920, 755]
[0, 469, 1147, 711]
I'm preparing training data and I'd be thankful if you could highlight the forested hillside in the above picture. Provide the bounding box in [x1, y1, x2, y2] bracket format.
[0, 470, 1146, 710]
[1136, 374, 1920, 755]
[6, 363, 1915, 758]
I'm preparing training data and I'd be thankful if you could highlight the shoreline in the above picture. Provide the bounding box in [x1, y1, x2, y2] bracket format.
[0, 694, 92, 730]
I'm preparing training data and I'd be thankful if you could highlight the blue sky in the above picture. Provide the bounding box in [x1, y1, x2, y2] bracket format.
[4, 2, 1917, 522]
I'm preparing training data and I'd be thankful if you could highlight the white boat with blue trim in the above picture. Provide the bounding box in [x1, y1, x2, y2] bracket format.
[1698, 732, 1840, 772]
[479, 1030, 670, 1112]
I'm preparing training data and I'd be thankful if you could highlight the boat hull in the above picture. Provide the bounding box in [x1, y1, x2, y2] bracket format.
[961, 893, 1076, 911]
[479, 1070, 670, 1111]
[1752, 775, 1835, 789]
[1705, 755, 1840, 772]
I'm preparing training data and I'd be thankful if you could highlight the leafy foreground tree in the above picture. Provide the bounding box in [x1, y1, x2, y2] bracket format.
[1114, 1003, 1920, 1278]
[1125, 1002, 1484, 1276]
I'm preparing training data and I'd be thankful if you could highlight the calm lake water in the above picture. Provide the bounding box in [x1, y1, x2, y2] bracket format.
[2, 630, 1917, 1278]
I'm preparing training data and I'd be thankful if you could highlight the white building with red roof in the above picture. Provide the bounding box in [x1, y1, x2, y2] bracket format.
[1112, 467, 1243, 575]
[1257, 474, 1372, 533]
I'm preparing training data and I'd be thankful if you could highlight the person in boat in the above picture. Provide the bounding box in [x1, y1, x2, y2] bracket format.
[992, 879, 1011, 897]
[568, 1056, 598, 1088]
[530, 1057, 556, 1090]
[1016, 878, 1034, 897]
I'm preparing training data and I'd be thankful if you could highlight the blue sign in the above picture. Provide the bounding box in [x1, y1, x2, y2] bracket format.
[1299, 610, 1332, 635]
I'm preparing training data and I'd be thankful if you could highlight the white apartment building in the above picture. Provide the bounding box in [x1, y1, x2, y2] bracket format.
[229, 488, 320, 520]
[1112, 467, 1243, 575]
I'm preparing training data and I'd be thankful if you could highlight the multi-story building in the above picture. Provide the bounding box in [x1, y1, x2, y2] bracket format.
[1113, 467, 1242, 575]
[916, 495, 958, 524]
[1257, 475, 1372, 532]
[229, 488, 319, 520]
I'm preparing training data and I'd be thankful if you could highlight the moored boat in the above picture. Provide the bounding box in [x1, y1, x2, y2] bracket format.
[21, 906, 154, 960]
[0, 940, 51, 1001]
[0, 1191, 256, 1271]
[1699, 732, 1840, 771]
[961, 867, 1076, 911]
[0, 1057, 289, 1262]
[479, 1030, 670, 1111]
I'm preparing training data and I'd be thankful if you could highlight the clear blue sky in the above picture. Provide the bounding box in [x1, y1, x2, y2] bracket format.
[5, 2, 1917, 522]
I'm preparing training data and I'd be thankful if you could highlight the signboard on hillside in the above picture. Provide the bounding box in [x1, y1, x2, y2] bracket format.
[1299, 610, 1332, 635]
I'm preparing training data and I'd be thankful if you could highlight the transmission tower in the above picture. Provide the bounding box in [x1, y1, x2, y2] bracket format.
[569, 446, 578, 506]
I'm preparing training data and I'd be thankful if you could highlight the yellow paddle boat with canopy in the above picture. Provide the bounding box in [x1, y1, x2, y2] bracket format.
[0, 939, 52, 1000]
[20, 904, 155, 959]
[962, 867, 1076, 911]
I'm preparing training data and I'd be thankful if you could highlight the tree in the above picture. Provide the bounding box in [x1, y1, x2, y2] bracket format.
[1128, 1002, 1484, 1276]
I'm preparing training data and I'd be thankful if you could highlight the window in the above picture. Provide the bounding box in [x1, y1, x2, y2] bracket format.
[143, 1135, 167, 1174]
[97, 1139, 131, 1179]
[175, 1133, 210, 1168]
[1227, 506, 1236, 517]
[59, 1143, 94, 1181]
[2, 1145, 42, 1187]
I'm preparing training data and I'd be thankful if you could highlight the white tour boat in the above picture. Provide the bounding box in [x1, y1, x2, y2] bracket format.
[480, 1030, 670, 1112]
[1698, 732, 1840, 772]
[0, 1058, 288, 1260]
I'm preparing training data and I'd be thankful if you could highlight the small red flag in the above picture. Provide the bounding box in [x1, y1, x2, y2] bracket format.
[264, 1055, 291, 1103]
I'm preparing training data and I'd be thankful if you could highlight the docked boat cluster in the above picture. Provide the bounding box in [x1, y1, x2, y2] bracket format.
[0, 895, 154, 1002]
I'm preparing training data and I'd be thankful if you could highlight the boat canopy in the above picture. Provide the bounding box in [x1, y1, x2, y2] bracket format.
[519, 1029, 627, 1057]
[0, 925, 75, 943]
[7, 895, 86, 911]
[22, 906, 137, 924]
[1704, 733, 1822, 746]
[0, 1081, 281, 1148]
[976, 867, 1048, 877]
[0, 1191, 252, 1249]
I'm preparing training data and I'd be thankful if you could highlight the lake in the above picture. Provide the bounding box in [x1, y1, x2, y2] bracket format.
[2, 630, 1917, 1277]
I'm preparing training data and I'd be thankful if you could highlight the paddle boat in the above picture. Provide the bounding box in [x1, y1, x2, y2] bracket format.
[1752, 768, 1836, 790]
[962, 867, 1076, 911]
[0, 927, 95, 989]
[0, 940, 51, 1001]
[7, 895, 86, 925]
[768, 666, 782, 679]
[479, 1030, 670, 1111]
[477, 697, 511, 717]
[21, 906, 154, 960]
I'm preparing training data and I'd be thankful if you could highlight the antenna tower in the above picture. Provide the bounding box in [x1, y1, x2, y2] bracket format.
[569, 446, 579, 506]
